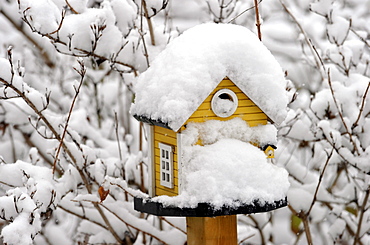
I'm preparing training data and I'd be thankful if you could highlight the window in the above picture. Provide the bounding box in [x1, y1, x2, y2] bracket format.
[159, 143, 174, 188]
[211, 89, 238, 118]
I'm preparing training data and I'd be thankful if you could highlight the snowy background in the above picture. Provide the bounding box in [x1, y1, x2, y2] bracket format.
[0, 0, 370, 244]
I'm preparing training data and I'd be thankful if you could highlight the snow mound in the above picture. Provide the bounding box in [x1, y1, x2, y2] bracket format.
[131, 23, 288, 131]
[181, 118, 277, 146]
[152, 139, 290, 209]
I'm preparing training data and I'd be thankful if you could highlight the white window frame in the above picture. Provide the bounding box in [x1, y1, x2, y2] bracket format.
[159, 143, 174, 189]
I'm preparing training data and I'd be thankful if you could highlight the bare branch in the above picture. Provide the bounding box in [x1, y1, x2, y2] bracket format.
[100, 203, 169, 245]
[353, 187, 370, 245]
[0, 9, 55, 68]
[65, 0, 79, 14]
[352, 81, 370, 129]
[327, 69, 360, 155]
[279, 0, 325, 80]
[52, 59, 85, 174]
[228, 0, 261, 24]
[307, 148, 334, 215]
[254, 0, 262, 41]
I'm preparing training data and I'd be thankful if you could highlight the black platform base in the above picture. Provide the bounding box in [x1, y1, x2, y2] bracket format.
[134, 197, 287, 217]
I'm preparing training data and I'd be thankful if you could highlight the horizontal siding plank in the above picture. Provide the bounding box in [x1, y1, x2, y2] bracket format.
[246, 120, 268, 127]
[203, 92, 249, 103]
[155, 187, 178, 196]
[189, 106, 264, 115]
[190, 110, 267, 120]
[154, 134, 177, 145]
[154, 126, 177, 137]
[218, 79, 234, 86]
[199, 98, 256, 109]
[186, 116, 267, 125]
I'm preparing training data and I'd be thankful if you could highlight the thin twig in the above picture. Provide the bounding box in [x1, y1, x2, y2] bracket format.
[352, 81, 370, 129]
[19, 7, 137, 74]
[248, 215, 266, 245]
[142, 0, 156, 46]
[65, 0, 79, 14]
[351, 28, 370, 49]
[279, 0, 325, 80]
[301, 212, 313, 245]
[158, 216, 186, 234]
[307, 148, 334, 215]
[52, 59, 85, 174]
[0, 9, 55, 68]
[288, 205, 313, 245]
[327, 69, 360, 155]
[58, 204, 109, 230]
[238, 234, 256, 244]
[254, 0, 262, 41]
[1, 51, 122, 244]
[228, 0, 262, 23]
[49, 9, 66, 35]
[353, 187, 370, 245]
[114, 111, 123, 162]
[21, 131, 63, 176]
[100, 203, 169, 245]
[139, 1, 151, 68]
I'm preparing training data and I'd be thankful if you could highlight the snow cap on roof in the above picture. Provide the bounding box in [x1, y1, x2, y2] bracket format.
[130, 23, 288, 131]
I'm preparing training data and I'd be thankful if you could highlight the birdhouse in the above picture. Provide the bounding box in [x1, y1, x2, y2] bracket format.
[131, 23, 290, 217]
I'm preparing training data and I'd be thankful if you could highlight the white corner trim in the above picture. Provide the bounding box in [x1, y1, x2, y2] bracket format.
[147, 125, 155, 197]
[177, 132, 182, 194]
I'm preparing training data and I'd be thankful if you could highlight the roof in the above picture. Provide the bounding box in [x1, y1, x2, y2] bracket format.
[130, 23, 288, 132]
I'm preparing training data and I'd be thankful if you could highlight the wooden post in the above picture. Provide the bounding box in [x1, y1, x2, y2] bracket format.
[186, 215, 237, 245]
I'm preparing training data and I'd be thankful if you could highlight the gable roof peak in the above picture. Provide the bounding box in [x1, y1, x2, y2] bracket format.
[131, 23, 288, 131]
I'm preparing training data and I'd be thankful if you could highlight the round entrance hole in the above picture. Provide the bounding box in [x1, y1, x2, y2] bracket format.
[211, 89, 238, 118]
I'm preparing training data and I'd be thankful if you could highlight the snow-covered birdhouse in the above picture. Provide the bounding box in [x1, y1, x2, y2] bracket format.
[131, 23, 290, 217]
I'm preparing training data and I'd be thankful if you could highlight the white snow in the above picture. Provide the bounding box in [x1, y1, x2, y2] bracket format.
[18, 0, 62, 34]
[57, 4, 123, 57]
[327, 16, 350, 45]
[310, 0, 333, 17]
[181, 118, 277, 146]
[152, 139, 289, 209]
[131, 23, 288, 131]
[0, 57, 12, 82]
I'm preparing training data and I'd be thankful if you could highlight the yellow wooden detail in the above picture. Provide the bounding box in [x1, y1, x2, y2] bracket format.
[156, 186, 179, 196]
[155, 126, 177, 137]
[153, 125, 178, 196]
[180, 119, 266, 131]
[154, 133, 177, 145]
[187, 215, 237, 245]
[214, 77, 235, 87]
[198, 98, 256, 109]
[264, 145, 275, 159]
[190, 109, 266, 119]
[184, 77, 268, 128]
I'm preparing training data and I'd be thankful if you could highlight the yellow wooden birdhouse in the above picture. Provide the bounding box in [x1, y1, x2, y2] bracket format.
[131, 23, 290, 216]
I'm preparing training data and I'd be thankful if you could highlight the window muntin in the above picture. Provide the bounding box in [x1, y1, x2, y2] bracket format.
[159, 143, 174, 188]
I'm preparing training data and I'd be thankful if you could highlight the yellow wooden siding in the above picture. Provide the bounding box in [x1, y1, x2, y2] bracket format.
[184, 78, 268, 128]
[153, 125, 179, 197]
